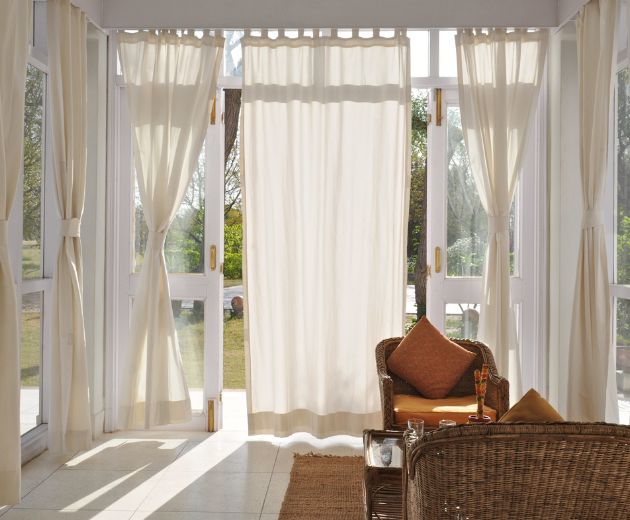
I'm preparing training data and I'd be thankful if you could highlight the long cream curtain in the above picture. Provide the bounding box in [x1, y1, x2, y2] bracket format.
[567, 0, 619, 422]
[242, 30, 411, 438]
[47, 0, 92, 454]
[455, 29, 548, 403]
[0, 0, 32, 505]
[118, 30, 224, 429]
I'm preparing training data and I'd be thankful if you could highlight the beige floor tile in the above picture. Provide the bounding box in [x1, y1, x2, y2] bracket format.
[260, 515, 280, 520]
[261, 472, 290, 514]
[0, 506, 11, 517]
[21, 449, 78, 498]
[130, 512, 259, 520]
[1, 510, 133, 519]
[137, 471, 271, 513]
[15, 469, 165, 511]
[64, 439, 187, 472]
[169, 439, 278, 473]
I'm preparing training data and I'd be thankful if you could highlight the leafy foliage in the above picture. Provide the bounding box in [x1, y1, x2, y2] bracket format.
[617, 69, 630, 346]
[22, 65, 44, 280]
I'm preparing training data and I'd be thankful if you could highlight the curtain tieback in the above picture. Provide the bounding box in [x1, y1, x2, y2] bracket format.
[59, 218, 81, 237]
[488, 215, 509, 234]
[147, 231, 167, 251]
[581, 209, 604, 229]
[0, 220, 8, 246]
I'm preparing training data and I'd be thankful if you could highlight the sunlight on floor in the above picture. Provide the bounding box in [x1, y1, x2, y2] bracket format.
[3, 391, 363, 519]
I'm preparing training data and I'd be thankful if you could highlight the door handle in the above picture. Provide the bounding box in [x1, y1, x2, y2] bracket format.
[211, 245, 217, 271]
[435, 247, 441, 274]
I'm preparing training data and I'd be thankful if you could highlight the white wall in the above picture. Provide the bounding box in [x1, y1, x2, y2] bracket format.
[548, 21, 581, 417]
[102, 0, 558, 29]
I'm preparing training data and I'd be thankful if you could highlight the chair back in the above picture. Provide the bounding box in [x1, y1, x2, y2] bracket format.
[378, 336, 497, 398]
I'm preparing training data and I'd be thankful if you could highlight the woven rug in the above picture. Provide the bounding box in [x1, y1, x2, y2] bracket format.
[279, 453, 364, 519]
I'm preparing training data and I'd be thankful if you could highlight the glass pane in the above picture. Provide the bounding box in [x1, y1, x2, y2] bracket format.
[225, 30, 244, 76]
[439, 30, 458, 77]
[173, 299, 204, 411]
[133, 143, 206, 274]
[446, 106, 515, 277]
[617, 69, 630, 285]
[407, 90, 429, 321]
[21, 292, 42, 435]
[224, 89, 245, 390]
[369, 434, 404, 468]
[616, 298, 630, 425]
[23, 64, 44, 280]
[409, 31, 429, 77]
[445, 303, 479, 340]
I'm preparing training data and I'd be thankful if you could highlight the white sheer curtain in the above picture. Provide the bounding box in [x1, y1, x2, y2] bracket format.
[0, 0, 31, 505]
[567, 0, 619, 422]
[242, 29, 410, 438]
[47, 0, 92, 454]
[117, 30, 224, 429]
[455, 29, 548, 403]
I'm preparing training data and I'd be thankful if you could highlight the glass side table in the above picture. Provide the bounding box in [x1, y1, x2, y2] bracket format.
[363, 429, 405, 520]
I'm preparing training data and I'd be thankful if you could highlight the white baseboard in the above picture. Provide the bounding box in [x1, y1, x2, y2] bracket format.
[21, 424, 48, 466]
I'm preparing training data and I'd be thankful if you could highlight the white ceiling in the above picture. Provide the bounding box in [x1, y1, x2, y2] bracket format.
[71, 0, 590, 31]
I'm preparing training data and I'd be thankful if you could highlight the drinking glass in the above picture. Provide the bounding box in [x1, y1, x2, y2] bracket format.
[407, 418, 424, 438]
[439, 419, 457, 429]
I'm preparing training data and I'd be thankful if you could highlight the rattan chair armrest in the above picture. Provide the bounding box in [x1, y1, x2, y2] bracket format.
[379, 372, 395, 431]
[485, 373, 509, 420]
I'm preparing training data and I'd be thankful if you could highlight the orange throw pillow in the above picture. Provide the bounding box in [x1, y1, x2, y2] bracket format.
[386, 316, 477, 399]
[498, 388, 564, 423]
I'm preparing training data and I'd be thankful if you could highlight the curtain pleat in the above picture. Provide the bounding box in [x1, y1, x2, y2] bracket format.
[47, 0, 92, 453]
[455, 29, 548, 404]
[117, 30, 224, 430]
[0, 0, 32, 505]
[567, 0, 619, 422]
[242, 32, 411, 438]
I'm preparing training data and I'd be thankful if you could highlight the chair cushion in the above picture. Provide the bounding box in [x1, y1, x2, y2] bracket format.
[498, 388, 564, 423]
[386, 316, 477, 399]
[393, 394, 497, 427]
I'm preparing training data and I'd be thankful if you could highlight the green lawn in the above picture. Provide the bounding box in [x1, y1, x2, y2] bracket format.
[177, 310, 205, 388]
[223, 316, 245, 389]
[224, 278, 242, 288]
[176, 310, 245, 390]
[21, 311, 40, 387]
[22, 243, 41, 280]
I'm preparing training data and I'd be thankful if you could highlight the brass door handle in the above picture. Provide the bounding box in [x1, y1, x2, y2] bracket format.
[435, 247, 441, 274]
[211, 245, 217, 271]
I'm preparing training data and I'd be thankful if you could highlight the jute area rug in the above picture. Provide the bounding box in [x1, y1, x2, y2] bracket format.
[279, 453, 364, 519]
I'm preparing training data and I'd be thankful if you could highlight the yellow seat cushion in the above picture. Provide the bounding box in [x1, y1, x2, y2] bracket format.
[393, 394, 496, 428]
[498, 388, 564, 423]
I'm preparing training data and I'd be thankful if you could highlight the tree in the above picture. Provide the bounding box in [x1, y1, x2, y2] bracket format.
[409, 91, 429, 320]
[23, 65, 44, 244]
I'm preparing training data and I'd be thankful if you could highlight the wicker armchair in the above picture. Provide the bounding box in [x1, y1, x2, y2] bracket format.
[376, 337, 509, 430]
[404, 422, 630, 520]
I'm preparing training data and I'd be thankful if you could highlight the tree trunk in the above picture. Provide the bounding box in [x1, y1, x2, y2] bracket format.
[224, 89, 242, 166]
[414, 160, 428, 320]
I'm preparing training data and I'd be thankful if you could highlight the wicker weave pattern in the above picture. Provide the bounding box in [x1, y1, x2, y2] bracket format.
[376, 337, 509, 431]
[406, 422, 630, 520]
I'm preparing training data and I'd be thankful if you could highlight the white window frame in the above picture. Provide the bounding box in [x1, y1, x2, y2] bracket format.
[606, 26, 629, 423]
[16, 49, 56, 463]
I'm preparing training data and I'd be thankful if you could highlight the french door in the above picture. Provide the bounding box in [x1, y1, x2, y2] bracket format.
[109, 81, 225, 431]
[426, 87, 547, 394]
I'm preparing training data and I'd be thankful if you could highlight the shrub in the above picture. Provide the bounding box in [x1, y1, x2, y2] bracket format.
[224, 252, 242, 279]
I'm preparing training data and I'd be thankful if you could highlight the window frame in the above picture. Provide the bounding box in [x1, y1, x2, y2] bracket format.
[17, 50, 55, 460]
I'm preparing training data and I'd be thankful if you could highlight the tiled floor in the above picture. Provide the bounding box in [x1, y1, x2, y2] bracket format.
[2, 390, 364, 519]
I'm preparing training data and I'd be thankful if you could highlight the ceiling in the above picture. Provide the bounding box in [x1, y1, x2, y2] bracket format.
[70, 0, 589, 31]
